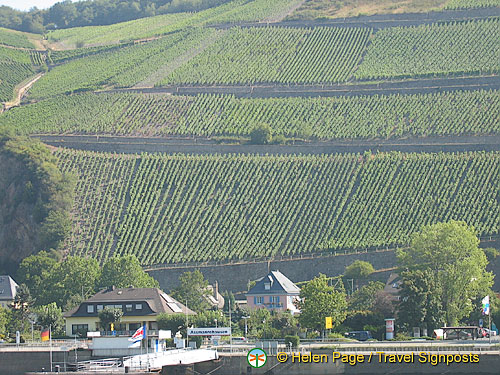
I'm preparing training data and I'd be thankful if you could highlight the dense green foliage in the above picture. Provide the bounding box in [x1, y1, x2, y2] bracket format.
[171, 270, 210, 312]
[344, 260, 375, 279]
[356, 19, 500, 79]
[30, 29, 217, 99]
[297, 274, 347, 332]
[397, 221, 493, 328]
[4, 90, 499, 139]
[53, 149, 500, 264]
[0, 27, 34, 48]
[446, 0, 500, 9]
[16, 252, 156, 308]
[162, 26, 371, 84]
[0, 134, 74, 271]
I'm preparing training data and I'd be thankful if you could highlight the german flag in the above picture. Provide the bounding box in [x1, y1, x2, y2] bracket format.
[41, 329, 50, 342]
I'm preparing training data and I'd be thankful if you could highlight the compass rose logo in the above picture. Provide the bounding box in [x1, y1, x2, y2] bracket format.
[247, 348, 267, 368]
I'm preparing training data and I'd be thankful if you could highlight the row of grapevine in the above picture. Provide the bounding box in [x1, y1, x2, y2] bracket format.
[4, 89, 499, 139]
[0, 27, 35, 49]
[445, 0, 500, 9]
[0, 46, 41, 102]
[356, 18, 500, 79]
[55, 150, 500, 264]
[29, 28, 218, 99]
[161, 26, 372, 85]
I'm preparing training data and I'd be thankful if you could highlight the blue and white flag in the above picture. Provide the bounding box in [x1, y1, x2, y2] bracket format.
[482, 295, 490, 315]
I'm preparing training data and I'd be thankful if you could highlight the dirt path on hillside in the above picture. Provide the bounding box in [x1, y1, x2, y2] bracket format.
[133, 30, 227, 88]
[3, 73, 44, 110]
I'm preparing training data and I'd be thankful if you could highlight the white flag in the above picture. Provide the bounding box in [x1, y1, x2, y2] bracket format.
[482, 295, 490, 315]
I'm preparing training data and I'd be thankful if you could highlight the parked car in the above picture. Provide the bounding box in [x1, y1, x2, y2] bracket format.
[445, 330, 472, 340]
[344, 331, 372, 341]
[232, 337, 247, 343]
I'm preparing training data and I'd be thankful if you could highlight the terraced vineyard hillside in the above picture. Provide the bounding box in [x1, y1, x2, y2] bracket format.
[3, 90, 500, 139]
[46, 0, 303, 48]
[355, 19, 500, 79]
[57, 149, 500, 264]
[0, 46, 44, 102]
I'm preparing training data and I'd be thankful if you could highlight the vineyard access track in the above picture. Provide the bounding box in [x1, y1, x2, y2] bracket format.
[212, 6, 500, 30]
[98, 74, 500, 98]
[35, 134, 500, 155]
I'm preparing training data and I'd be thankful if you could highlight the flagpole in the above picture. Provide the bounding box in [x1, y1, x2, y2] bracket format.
[49, 324, 53, 373]
[489, 311, 491, 345]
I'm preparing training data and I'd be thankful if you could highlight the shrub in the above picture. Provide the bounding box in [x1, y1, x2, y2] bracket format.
[284, 335, 300, 348]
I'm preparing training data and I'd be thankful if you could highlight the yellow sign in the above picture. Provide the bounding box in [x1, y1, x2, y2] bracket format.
[110, 323, 114, 331]
[325, 317, 332, 329]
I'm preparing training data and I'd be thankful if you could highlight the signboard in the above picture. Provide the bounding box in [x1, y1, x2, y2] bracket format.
[188, 327, 231, 336]
[159, 330, 172, 339]
[87, 331, 101, 338]
[325, 317, 332, 329]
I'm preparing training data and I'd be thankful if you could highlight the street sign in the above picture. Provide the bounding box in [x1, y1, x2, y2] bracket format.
[188, 327, 231, 336]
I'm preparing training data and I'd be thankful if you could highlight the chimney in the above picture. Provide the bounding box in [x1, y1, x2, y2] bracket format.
[214, 281, 218, 299]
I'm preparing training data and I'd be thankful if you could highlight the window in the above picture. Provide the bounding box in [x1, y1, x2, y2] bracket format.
[129, 323, 141, 331]
[96, 304, 103, 312]
[126, 304, 133, 312]
[114, 305, 123, 310]
[87, 305, 94, 313]
[254, 297, 264, 305]
[135, 303, 142, 310]
[264, 283, 270, 290]
[270, 296, 280, 303]
[72, 324, 89, 336]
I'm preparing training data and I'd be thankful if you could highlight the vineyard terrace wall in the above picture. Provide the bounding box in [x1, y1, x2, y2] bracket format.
[147, 249, 397, 295]
[148, 239, 500, 295]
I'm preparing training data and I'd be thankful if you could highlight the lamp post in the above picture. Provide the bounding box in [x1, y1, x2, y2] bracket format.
[242, 316, 250, 337]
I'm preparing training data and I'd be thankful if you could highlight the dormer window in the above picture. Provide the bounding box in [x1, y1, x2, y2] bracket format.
[264, 283, 270, 290]
[87, 305, 94, 313]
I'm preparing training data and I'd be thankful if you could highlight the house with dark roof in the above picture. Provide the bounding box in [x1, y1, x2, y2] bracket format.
[246, 270, 301, 315]
[64, 287, 195, 337]
[0, 275, 18, 309]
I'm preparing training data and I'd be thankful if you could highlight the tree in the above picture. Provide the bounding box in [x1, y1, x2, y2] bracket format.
[98, 308, 123, 331]
[194, 310, 228, 328]
[295, 274, 347, 332]
[171, 270, 210, 313]
[344, 260, 375, 280]
[348, 281, 385, 311]
[41, 256, 100, 307]
[10, 283, 34, 333]
[99, 255, 159, 289]
[157, 313, 187, 337]
[249, 123, 272, 144]
[35, 303, 64, 336]
[0, 306, 11, 337]
[398, 269, 444, 332]
[397, 221, 493, 326]
[223, 291, 235, 313]
[16, 251, 58, 306]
